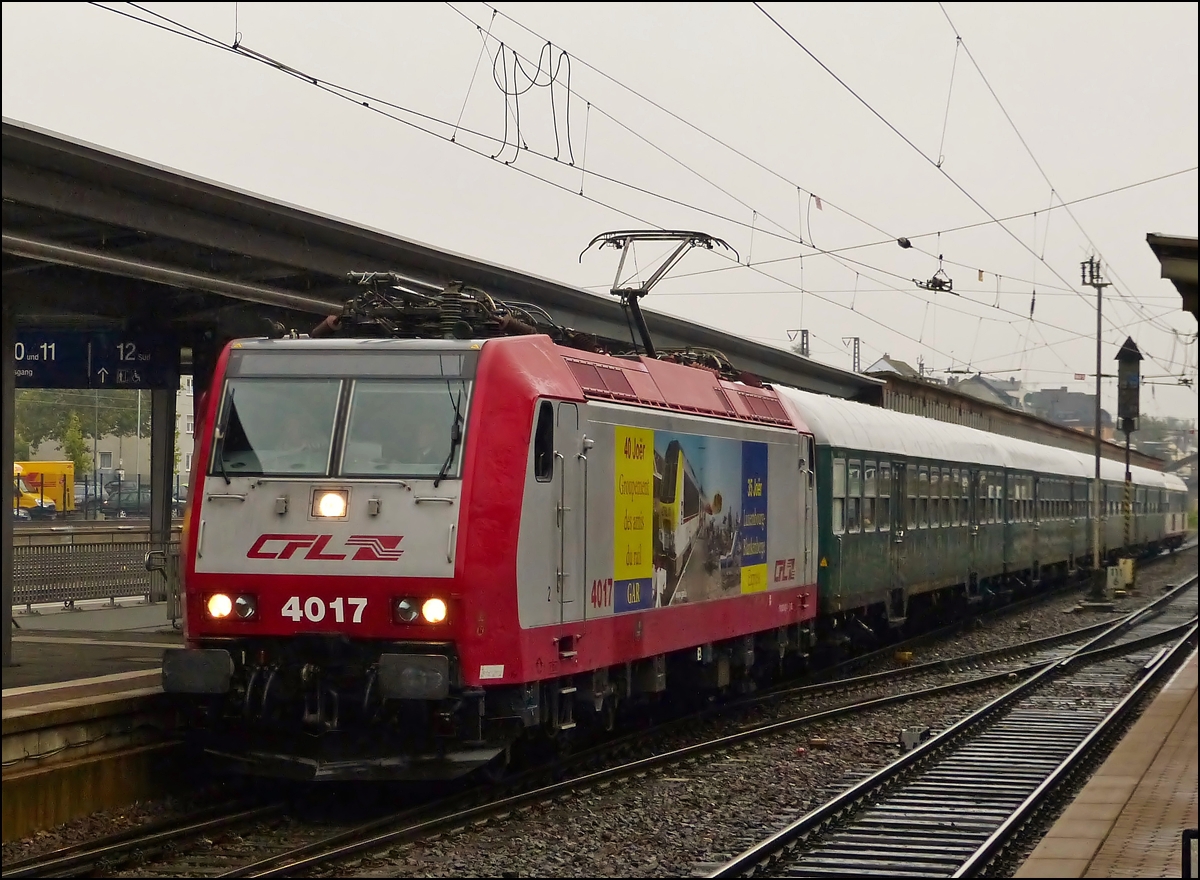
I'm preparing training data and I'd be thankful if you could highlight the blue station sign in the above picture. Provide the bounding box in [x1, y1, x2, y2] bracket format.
[14, 330, 178, 390]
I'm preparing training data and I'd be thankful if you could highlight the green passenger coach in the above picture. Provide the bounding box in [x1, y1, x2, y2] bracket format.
[774, 387, 1188, 640]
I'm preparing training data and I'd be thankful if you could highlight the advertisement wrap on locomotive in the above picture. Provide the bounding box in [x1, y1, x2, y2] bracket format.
[161, 276, 1188, 782]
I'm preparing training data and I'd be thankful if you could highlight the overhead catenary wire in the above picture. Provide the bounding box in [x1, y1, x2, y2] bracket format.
[755, 1, 1189, 378]
[272, 4, 1200, 367]
[933, 2, 1189, 347]
[94, 2, 1195, 394]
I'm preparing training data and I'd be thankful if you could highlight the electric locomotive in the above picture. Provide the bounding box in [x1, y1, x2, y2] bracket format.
[163, 279, 821, 780]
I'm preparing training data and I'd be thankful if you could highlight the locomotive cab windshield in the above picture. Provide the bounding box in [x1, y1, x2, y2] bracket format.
[210, 345, 476, 480]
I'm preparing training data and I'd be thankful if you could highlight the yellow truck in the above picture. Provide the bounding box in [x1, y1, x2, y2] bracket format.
[13, 461, 72, 519]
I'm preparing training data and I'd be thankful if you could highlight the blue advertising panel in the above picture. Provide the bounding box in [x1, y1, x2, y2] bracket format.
[740, 441, 769, 593]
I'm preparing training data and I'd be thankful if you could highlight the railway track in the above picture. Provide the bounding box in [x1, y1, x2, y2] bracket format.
[708, 574, 1198, 878]
[9, 554, 1192, 878]
[1, 801, 284, 879]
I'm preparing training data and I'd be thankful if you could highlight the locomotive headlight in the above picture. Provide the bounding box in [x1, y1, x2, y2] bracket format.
[313, 490, 349, 518]
[394, 597, 420, 623]
[206, 593, 233, 619]
[421, 597, 448, 624]
[234, 594, 257, 619]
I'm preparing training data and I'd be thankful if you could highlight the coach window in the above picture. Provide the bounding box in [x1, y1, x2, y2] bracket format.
[950, 468, 961, 525]
[902, 465, 912, 528]
[534, 401, 554, 482]
[928, 469, 939, 528]
[863, 461, 876, 532]
[942, 468, 951, 526]
[847, 460, 862, 533]
[832, 457, 846, 534]
[918, 466, 929, 528]
[878, 462, 891, 531]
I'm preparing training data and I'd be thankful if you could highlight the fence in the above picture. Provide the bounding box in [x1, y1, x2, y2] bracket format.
[16, 472, 188, 521]
[12, 539, 183, 626]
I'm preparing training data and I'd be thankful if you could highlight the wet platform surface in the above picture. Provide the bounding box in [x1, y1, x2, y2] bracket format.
[1016, 649, 1198, 878]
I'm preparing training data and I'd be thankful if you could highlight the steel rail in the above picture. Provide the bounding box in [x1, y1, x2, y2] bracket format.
[954, 623, 1198, 876]
[2, 801, 285, 878]
[707, 573, 1198, 877]
[13, 561, 1189, 876]
[223, 643, 1136, 877]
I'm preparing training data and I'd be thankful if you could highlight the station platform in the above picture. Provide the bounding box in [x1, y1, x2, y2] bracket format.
[4, 598, 180, 706]
[1016, 648, 1198, 878]
[3, 600, 186, 842]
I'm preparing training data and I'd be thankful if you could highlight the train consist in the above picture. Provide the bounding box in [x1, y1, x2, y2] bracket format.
[162, 279, 1189, 780]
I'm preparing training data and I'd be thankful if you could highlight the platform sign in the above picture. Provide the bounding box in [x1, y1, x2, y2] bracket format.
[14, 330, 177, 389]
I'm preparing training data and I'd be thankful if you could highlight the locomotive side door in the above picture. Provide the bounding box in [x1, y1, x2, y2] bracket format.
[556, 403, 587, 624]
[801, 435, 817, 584]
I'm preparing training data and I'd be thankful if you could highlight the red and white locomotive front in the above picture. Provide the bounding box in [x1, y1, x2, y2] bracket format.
[169, 335, 538, 779]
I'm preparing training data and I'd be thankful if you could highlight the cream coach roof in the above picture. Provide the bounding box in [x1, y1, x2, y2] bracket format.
[775, 386, 1186, 493]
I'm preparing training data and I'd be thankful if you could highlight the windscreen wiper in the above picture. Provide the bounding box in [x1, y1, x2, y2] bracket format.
[215, 388, 235, 485]
[434, 387, 463, 489]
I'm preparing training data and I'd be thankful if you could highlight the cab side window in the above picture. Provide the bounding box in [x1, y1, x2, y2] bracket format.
[533, 401, 554, 482]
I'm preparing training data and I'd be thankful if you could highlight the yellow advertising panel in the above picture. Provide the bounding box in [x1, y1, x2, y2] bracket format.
[614, 426, 654, 611]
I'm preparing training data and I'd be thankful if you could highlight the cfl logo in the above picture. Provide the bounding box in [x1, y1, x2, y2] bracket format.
[247, 534, 405, 561]
[344, 536, 405, 561]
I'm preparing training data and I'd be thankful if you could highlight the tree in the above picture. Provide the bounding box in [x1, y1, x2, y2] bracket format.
[14, 388, 151, 451]
[14, 433, 31, 461]
[60, 412, 92, 475]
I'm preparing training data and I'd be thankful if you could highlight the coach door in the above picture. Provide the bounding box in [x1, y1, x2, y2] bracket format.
[968, 468, 981, 596]
[1032, 477, 1041, 582]
[889, 460, 908, 623]
[556, 403, 587, 625]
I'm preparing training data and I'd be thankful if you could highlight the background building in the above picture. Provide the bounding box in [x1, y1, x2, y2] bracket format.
[26, 377, 195, 494]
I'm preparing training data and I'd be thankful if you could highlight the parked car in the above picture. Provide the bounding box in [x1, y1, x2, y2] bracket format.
[12, 506, 31, 521]
[100, 489, 185, 519]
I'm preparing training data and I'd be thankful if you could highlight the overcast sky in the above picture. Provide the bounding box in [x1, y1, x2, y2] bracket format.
[3, 2, 1197, 420]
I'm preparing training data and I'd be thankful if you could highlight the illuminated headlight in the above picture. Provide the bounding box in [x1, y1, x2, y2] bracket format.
[206, 593, 255, 620]
[234, 594, 257, 619]
[206, 593, 233, 619]
[393, 597, 420, 623]
[313, 489, 349, 518]
[422, 598, 448, 624]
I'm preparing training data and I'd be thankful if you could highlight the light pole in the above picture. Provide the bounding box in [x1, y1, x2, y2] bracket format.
[1081, 257, 1110, 598]
[93, 390, 99, 519]
[1116, 337, 1143, 591]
